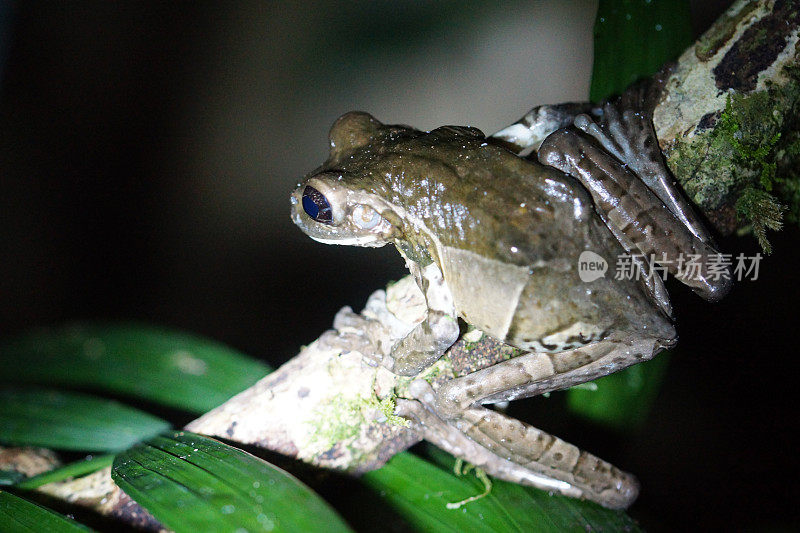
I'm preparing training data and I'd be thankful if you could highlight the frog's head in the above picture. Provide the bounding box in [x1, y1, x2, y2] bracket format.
[292, 111, 488, 255]
[291, 112, 407, 247]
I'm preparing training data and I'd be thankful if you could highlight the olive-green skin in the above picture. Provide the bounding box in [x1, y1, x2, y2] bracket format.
[291, 112, 674, 355]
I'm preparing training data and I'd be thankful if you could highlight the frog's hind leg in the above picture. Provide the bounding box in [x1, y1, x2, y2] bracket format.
[433, 332, 670, 420]
[578, 83, 715, 246]
[490, 102, 600, 156]
[539, 125, 731, 301]
[396, 383, 639, 509]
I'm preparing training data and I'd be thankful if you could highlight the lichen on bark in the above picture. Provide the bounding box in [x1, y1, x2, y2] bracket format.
[652, 0, 800, 252]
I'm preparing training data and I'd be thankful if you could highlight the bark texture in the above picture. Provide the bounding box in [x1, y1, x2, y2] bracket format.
[652, 0, 800, 251]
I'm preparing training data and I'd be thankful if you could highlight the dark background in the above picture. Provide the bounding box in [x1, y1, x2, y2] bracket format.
[1, 1, 798, 530]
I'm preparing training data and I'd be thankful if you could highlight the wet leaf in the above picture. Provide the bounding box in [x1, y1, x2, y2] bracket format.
[15, 454, 114, 490]
[0, 490, 93, 532]
[591, 0, 692, 101]
[0, 387, 170, 452]
[0, 323, 270, 413]
[363, 449, 642, 533]
[112, 431, 352, 533]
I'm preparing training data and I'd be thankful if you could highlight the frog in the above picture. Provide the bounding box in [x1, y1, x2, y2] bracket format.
[290, 84, 731, 509]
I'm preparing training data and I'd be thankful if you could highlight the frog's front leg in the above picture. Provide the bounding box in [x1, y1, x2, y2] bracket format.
[388, 262, 460, 376]
[397, 382, 639, 509]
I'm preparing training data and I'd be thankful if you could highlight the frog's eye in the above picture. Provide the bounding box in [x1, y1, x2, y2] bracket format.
[302, 186, 333, 224]
[352, 204, 382, 230]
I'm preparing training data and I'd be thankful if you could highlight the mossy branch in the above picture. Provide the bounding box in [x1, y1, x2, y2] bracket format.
[651, 0, 800, 252]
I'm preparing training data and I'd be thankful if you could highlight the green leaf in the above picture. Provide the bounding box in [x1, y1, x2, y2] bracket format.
[0, 387, 170, 452]
[0, 323, 270, 413]
[363, 450, 642, 533]
[112, 431, 352, 533]
[567, 355, 669, 430]
[591, 0, 693, 101]
[0, 490, 93, 532]
[15, 455, 114, 490]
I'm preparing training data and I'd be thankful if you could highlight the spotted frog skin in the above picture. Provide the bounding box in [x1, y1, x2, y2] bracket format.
[291, 89, 731, 509]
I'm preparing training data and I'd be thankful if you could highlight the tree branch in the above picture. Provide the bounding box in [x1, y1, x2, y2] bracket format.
[652, 0, 800, 251]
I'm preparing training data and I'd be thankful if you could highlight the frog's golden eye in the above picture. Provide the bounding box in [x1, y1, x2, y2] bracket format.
[302, 186, 333, 224]
[352, 204, 381, 230]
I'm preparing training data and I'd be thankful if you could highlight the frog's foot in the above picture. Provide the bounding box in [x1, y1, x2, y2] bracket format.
[389, 310, 459, 376]
[490, 102, 600, 156]
[397, 381, 638, 509]
[321, 306, 387, 368]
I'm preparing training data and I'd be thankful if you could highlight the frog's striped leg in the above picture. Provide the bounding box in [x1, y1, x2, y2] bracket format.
[397, 385, 639, 509]
[493, 83, 719, 257]
[539, 126, 732, 302]
[432, 332, 670, 420]
[490, 102, 599, 156]
[585, 82, 717, 246]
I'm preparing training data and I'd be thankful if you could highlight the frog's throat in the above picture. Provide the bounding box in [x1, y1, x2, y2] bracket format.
[307, 234, 386, 247]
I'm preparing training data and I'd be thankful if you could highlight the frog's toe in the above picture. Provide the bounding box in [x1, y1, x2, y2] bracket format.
[431, 380, 468, 420]
[407, 379, 435, 403]
[408, 378, 463, 420]
[601, 471, 640, 510]
[391, 351, 436, 376]
[360, 350, 383, 368]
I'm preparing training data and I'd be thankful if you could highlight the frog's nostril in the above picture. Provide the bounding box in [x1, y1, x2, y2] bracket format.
[302, 186, 333, 223]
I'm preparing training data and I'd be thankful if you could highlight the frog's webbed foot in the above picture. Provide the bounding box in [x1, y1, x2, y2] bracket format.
[397, 381, 639, 509]
[320, 306, 387, 367]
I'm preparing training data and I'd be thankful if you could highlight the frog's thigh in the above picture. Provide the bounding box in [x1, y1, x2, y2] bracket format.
[398, 385, 638, 509]
[435, 334, 664, 419]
